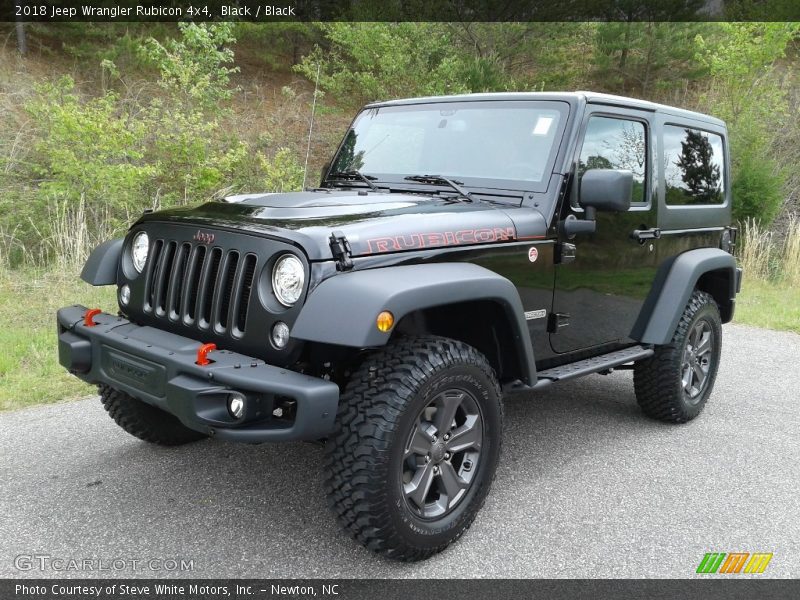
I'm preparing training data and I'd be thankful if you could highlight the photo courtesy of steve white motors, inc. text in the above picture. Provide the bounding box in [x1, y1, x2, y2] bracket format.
[15, 583, 341, 597]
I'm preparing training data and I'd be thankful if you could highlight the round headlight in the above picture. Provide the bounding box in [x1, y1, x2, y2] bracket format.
[131, 232, 149, 273]
[272, 254, 305, 306]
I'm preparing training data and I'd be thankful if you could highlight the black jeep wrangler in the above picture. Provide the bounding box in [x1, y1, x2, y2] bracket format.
[58, 92, 741, 561]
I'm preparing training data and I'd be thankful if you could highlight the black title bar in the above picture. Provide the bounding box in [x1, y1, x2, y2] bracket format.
[3, 0, 800, 22]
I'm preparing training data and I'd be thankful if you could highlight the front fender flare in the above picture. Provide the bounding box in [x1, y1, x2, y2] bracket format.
[631, 248, 738, 345]
[292, 263, 536, 384]
[80, 238, 123, 286]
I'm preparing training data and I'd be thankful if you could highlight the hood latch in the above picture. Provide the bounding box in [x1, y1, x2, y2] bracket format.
[329, 231, 354, 271]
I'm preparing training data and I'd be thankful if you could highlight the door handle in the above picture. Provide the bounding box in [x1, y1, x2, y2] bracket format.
[630, 227, 661, 242]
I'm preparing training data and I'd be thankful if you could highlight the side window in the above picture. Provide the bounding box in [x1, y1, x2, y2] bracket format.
[663, 125, 725, 205]
[578, 116, 647, 205]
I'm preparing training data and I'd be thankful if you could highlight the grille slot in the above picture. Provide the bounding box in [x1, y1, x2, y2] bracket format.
[168, 243, 191, 321]
[154, 241, 177, 316]
[234, 254, 257, 336]
[141, 240, 256, 336]
[215, 251, 239, 333]
[183, 245, 207, 324]
[144, 239, 164, 313]
[197, 247, 222, 329]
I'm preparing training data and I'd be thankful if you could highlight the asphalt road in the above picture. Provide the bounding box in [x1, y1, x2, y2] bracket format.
[1, 323, 799, 579]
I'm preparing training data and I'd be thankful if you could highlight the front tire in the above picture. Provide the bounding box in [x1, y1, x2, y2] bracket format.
[324, 337, 503, 561]
[634, 290, 722, 423]
[99, 384, 207, 446]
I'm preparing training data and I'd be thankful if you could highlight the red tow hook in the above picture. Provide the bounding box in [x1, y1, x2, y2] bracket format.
[83, 308, 102, 327]
[196, 343, 217, 366]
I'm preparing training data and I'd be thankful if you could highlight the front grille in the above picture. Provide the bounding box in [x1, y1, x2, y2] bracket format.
[143, 239, 258, 338]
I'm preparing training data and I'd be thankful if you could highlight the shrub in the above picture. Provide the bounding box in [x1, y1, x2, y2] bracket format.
[4, 24, 256, 266]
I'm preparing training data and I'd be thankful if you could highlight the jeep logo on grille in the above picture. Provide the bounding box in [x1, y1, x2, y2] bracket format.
[193, 230, 215, 244]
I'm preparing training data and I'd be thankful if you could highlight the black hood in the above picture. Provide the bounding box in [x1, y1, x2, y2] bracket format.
[136, 190, 548, 261]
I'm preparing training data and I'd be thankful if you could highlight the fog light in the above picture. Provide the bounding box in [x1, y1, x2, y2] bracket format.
[271, 321, 290, 349]
[228, 393, 245, 419]
[119, 284, 131, 306]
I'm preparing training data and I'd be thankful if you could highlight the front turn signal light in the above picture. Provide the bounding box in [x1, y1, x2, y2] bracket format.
[376, 311, 394, 333]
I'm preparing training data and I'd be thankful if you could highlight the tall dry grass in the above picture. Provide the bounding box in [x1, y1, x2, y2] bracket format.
[739, 218, 775, 281]
[739, 215, 800, 285]
[782, 215, 800, 287]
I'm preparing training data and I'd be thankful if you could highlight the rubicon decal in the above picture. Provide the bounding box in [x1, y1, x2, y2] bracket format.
[366, 227, 516, 253]
[696, 552, 773, 574]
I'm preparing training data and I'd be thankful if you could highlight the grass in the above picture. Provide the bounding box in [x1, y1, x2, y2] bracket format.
[0, 268, 115, 411]
[735, 279, 800, 334]
[733, 216, 800, 334]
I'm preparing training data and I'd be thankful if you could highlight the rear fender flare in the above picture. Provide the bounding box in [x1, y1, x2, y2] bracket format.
[631, 248, 738, 345]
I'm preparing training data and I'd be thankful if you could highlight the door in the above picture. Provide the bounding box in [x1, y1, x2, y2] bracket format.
[550, 108, 660, 354]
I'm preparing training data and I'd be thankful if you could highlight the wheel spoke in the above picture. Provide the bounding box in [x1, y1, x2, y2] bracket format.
[693, 362, 707, 386]
[404, 422, 434, 458]
[404, 462, 435, 509]
[690, 324, 702, 349]
[445, 415, 482, 453]
[695, 330, 712, 357]
[434, 391, 463, 434]
[438, 462, 467, 503]
[682, 364, 693, 391]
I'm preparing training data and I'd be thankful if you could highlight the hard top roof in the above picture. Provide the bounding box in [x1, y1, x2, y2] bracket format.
[365, 91, 724, 127]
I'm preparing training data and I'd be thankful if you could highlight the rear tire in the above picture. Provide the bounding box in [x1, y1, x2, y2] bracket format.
[99, 384, 207, 446]
[634, 290, 722, 423]
[324, 336, 503, 561]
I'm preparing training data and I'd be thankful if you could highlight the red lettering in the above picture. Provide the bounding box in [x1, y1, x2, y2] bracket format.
[456, 230, 475, 244]
[494, 227, 515, 241]
[422, 233, 445, 247]
[367, 238, 394, 253]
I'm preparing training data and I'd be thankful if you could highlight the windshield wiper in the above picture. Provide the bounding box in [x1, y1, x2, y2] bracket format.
[404, 174, 474, 202]
[327, 169, 379, 192]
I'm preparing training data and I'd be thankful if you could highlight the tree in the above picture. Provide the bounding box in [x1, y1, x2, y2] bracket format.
[695, 22, 800, 223]
[676, 130, 721, 203]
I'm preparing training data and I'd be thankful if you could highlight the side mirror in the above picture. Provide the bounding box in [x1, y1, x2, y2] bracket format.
[579, 169, 633, 214]
[561, 169, 634, 238]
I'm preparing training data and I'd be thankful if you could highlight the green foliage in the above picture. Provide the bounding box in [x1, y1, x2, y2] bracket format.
[295, 23, 522, 106]
[730, 146, 785, 224]
[695, 23, 800, 224]
[3, 24, 254, 266]
[24, 76, 153, 217]
[233, 23, 318, 70]
[140, 22, 240, 110]
[592, 22, 713, 96]
[260, 148, 304, 192]
[2, 21, 799, 268]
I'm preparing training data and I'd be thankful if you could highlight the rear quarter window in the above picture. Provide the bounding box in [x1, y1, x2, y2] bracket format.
[663, 124, 726, 205]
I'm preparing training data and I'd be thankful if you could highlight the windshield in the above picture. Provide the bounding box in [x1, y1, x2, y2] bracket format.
[329, 100, 569, 192]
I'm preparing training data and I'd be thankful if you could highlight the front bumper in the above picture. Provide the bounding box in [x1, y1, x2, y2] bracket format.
[57, 305, 339, 442]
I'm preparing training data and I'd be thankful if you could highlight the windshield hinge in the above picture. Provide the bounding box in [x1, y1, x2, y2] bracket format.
[329, 231, 354, 271]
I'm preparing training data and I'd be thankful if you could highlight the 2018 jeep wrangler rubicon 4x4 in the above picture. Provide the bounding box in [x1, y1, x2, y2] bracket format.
[58, 92, 741, 561]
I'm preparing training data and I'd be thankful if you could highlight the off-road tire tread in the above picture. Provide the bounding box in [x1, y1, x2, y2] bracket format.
[99, 384, 207, 446]
[323, 336, 502, 562]
[633, 290, 720, 423]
